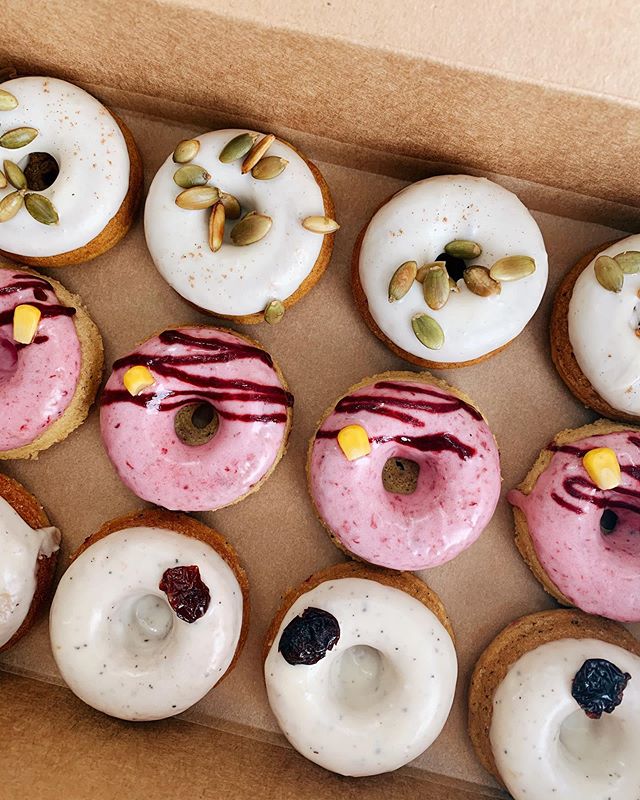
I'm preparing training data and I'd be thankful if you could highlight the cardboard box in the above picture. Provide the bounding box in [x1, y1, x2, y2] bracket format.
[1, 2, 638, 797]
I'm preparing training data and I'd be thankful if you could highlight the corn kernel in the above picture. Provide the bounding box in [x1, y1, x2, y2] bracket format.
[13, 304, 41, 345]
[123, 365, 156, 396]
[337, 424, 371, 462]
[583, 447, 621, 490]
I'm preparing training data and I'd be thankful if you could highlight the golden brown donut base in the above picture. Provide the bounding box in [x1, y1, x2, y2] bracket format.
[550, 239, 640, 424]
[0, 265, 104, 460]
[467, 608, 640, 785]
[0, 111, 142, 268]
[262, 560, 454, 664]
[72, 508, 250, 685]
[305, 369, 498, 567]
[511, 418, 640, 609]
[0, 472, 57, 653]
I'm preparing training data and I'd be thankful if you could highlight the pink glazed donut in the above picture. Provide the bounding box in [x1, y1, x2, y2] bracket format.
[307, 371, 501, 570]
[100, 326, 293, 511]
[509, 421, 640, 622]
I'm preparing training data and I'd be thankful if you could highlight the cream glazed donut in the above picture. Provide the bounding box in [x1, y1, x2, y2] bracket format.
[0, 76, 141, 267]
[100, 326, 292, 511]
[307, 372, 501, 570]
[468, 610, 640, 800]
[0, 473, 60, 651]
[144, 129, 337, 324]
[264, 563, 457, 777]
[49, 510, 249, 721]
[353, 175, 548, 367]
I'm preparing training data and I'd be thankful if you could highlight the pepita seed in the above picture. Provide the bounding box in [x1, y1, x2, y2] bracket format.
[614, 251, 640, 274]
[175, 185, 220, 210]
[0, 126, 38, 149]
[423, 264, 450, 310]
[3, 159, 26, 190]
[416, 260, 446, 283]
[251, 156, 288, 180]
[230, 213, 272, 246]
[0, 190, 23, 222]
[241, 134, 275, 173]
[264, 299, 285, 324]
[301, 215, 340, 234]
[0, 171, 6, 189]
[594, 255, 624, 293]
[173, 164, 211, 188]
[0, 89, 18, 111]
[444, 239, 482, 259]
[172, 139, 200, 164]
[411, 313, 444, 350]
[489, 255, 536, 282]
[219, 191, 241, 219]
[463, 266, 501, 297]
[24, 193, 58, 225]
[388, 260, 417, 302]
[208, 201, 225, 252]
[219, 132, 258, 163]
[449, 276, 460, 293]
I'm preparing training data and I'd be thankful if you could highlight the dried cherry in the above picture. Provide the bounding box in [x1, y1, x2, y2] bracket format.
[159, 564, 210, 623]
[278, 607, 340, 665]
[571, 658, 631, 719]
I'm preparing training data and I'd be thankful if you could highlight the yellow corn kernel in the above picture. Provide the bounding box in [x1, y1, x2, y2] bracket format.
[123, 365, 156, 396]
[583, 447, 621, 490]
[337, 424, 371, 462]
[13, 304, 41, 345]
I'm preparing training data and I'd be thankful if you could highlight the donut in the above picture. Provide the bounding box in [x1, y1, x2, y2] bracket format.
[468, 609, 640, 800]
[0, 472, 60, 652]
[49, 509, 249, 721]
[551, 234, 640, 423]
[307, 371, 501, 570]
[100, 325, 292, 511]
[144, 129, 336, 324]
[0, 76, 141, 267]
[352, 174, 548, 368]
[0, 264, 103, 459]
[263, 562, 457, 776]
[508, 419, 640, 621]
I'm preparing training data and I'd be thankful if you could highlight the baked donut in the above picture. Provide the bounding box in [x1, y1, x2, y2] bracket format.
[307, 371, 501, 570]
[49, 509, 249, 721]
[0, 472, 60, 651]
[551, 234, 640, 422]
[509, 419, 640, 622]
[144, 129, 336, 324]
[468, 609, 640, 800]
[0, 264, 103, 459]
[263, 562, 457, 776]
[353, 175, 548, 367]
[100, 325, 292, 511]
[0, 76, 141, 267]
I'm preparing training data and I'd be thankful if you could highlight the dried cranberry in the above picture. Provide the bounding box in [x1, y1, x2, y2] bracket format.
[278, 607, 340, 665]
[436, 251, 466, 283]
[571, 658, 631, 719]
[600, 509, 618, 534]
[0, 334, 18, 384]
[159, 565, 210, 623]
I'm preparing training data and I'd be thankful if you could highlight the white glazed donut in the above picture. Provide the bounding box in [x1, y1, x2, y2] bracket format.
[49, 513, 247, 721]
[355, 175, 548, 366]
[144, 129, 335, 322]
[264, 567, 457, 776]
[0, 76, 138, 265]
[490, 638, 640, 800]
[568, 233, 640, 416]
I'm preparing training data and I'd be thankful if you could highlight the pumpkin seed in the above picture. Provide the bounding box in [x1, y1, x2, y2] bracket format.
[444, 239, 482, 259]
[0, 89, 18, 111]
[264, 299, 285, 324]
[416, 260, 446, 283]
[388, 261, 417, 302]
[175, 185, 219, 210]
[241, 134, 275, 173]
[463, 266, 501, 297]
[0, 126, 38, 149]
[0, 170, 6, 189]
[301, 215, 340, 233]
[24, 193, 58, 225]
[230, 213, 272, 245]
[0, 190, 23, 222]
[614, 251, 640, 274]
[594, 255, 624, 293]
[411, 313, 444, 350]
[172, 139, 200, 163]
[251, 156, 288, 180]
[219, 132, 258, 163]
[208, 201, 225, 252]
[449, 276, 460, 293]
[173, 164, 210, 188]
[489, 255, 536, 281]
[219, 191, 241, 219]
[423, 264, 450, 310]
[3, 159, 26, 190]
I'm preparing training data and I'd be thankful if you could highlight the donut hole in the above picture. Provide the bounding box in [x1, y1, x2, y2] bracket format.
[598, 507, 640, 557]
[174, 402, 219, 446]
[118, 594, 174, 654]
[559, 709, 625, 773]
[22, 152, 60, 191]
[330, 645, 397, 712]
[382, 457, 420, 495]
